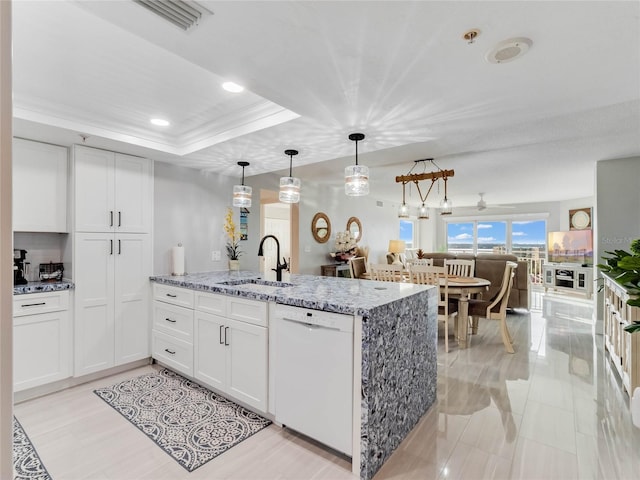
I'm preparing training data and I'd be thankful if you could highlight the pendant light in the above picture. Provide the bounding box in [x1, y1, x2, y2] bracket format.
[418, 203, 429, 220]
[232, 161, 252, 208]
[345, 133, 369, 196]
[398, 183, 409, 218]
[440, 175, 452, 215]
[279, 149, 301, 204]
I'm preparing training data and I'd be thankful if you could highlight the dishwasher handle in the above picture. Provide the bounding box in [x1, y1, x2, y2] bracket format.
[280, 316, 341, 332]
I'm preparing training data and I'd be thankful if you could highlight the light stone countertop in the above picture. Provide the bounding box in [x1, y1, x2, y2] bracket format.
[150, 270, 432, 316]
[13, 280, 74, 295]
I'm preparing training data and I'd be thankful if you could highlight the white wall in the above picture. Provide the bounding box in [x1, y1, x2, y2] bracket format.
[153, 162, 237, 275]
[595, 156, 640, 332]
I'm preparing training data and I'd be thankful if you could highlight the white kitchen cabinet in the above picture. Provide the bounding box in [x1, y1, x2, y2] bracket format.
[152, 284, 195, 377]
[74, 232, 151, 376]
[153, 286, 269, 412]
[13, 291, 71, 391]
[13, 138, 68, 232]
[193, 292, 268, 412]
[73, 145, 151, 233]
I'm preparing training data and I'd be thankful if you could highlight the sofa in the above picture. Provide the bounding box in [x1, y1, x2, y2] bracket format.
[420, 252, 529, 310]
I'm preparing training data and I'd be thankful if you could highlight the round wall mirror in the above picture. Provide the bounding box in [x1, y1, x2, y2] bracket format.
[346, 216, 362, 242]
[312, 212, 331, 243]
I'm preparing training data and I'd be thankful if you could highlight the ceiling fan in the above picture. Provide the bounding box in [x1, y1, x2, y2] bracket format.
[476, 193, 515, 211]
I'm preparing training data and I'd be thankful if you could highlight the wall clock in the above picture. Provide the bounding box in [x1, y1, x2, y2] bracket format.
[569, 208, 591, 230]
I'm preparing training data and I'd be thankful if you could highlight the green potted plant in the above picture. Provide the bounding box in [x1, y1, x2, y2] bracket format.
[598, 238, 640, 332]
[223, 207, 242, 270]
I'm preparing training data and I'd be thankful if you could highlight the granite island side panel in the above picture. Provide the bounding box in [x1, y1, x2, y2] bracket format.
[149, 272, 438, 480]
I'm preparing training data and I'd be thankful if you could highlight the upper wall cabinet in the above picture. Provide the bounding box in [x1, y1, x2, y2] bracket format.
[13, 138, 68, 232]
[73, 145, 152, 233]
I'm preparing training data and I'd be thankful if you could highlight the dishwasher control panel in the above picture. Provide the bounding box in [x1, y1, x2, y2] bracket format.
[274, 304, 353, 332]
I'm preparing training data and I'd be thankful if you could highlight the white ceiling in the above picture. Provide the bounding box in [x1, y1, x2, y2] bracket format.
[11, 0, 640, 209]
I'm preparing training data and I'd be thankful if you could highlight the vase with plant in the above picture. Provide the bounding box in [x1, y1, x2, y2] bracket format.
[598, 238, 640, 332]
[224, 207, 242, 270]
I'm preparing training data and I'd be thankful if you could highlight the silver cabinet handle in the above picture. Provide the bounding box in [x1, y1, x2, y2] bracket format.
[164, 348, 175, 355]
[165, 317, 176, 323]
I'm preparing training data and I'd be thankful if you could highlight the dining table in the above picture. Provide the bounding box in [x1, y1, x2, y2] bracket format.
[444, 276, 491, 348]
[359, 270, 491, 348]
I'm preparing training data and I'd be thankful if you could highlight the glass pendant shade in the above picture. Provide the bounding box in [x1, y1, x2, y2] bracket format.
[233, 184, 252, 207]
[232, 161, 251, 207]
[345, 132, 369, 196]
[345, 165, 369, 196]
[280, 149, 301, 203]
[398, 202, 409, 218]
[440, 197, 452, 215]
[279, 176, 301, 203]
[418, 203, 429, 219]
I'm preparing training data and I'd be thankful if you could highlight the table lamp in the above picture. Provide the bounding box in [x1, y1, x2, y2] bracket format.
[388, 240, 406, 265]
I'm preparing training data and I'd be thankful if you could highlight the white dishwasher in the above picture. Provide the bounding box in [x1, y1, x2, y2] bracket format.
[274, 304, 354, 456]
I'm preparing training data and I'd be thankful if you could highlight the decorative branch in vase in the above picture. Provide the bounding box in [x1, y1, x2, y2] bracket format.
[224, 207, 242, 270]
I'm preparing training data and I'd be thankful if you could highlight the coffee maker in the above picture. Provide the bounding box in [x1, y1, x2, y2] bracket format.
[13, 249, 28, 285]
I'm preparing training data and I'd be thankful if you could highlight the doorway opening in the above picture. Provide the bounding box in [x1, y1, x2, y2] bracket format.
[259, 190, 299, 278]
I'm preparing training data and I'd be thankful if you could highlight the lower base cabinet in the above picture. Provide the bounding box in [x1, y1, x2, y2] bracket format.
[152, 284, 268, 412]
[13, 291, 71, 392]
[194, 311, 267, 411]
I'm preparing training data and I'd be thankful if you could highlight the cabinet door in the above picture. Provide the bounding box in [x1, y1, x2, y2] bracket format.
[114, 233, 151, 365]
[226, 318, 267, 412]
[193, 311, 227, 391]
[14, 310, 71, 391]
[74, 233, 115, 376]
[13, 138, 68, 232]
[74, 146, 115, 232]
[114, 154, 152, 233]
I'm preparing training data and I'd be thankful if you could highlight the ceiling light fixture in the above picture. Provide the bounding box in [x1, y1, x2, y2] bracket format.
[222, 81, 244, 93]
[345, 133, 369, 196]
[395, 159, 454, 217]
[279, 149, 301, 204]
[232, 161, 252, 208]
[150, 118, 170, 126]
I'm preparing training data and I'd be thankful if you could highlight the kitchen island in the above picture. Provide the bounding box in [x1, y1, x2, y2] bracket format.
[150, 271, 437, 480]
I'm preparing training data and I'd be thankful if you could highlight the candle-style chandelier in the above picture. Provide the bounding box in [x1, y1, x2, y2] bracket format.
[395, 159, 454, 218]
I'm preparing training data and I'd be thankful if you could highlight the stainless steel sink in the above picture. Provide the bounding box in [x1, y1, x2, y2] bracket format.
[219, 278, 294, 292]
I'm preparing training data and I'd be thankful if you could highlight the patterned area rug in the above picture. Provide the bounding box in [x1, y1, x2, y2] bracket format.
[94, 368, 271, 472]
[13, 416, 52, 480]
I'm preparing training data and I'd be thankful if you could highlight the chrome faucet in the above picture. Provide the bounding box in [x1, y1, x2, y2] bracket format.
[257, 234, 288, 281]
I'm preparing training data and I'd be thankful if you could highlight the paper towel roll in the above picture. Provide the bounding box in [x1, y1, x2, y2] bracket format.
[171, 245, 185, 276]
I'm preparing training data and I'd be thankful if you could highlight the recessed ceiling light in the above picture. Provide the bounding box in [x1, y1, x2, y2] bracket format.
[222, 81, 244, 93]
[150, 118, 170, 126]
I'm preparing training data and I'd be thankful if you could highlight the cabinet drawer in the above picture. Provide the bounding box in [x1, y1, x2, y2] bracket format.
[227, 297, 267, 327]
[195, 291, 226, 316]
[153, 301, 194, 342]
[153, 283, 194, 309]
[13, 291, 70, 317]
[152, 330, 193, 377]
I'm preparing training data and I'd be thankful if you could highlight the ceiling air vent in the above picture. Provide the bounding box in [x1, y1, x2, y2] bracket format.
[133, 0, 212, 31]
[486, 37, 532, 64]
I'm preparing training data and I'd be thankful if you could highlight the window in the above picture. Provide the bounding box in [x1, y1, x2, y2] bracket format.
[477, 221, 506, 254]
[447, 218, 546, 257]
[399, 219, 415, 249]
[447, 222, 474, 253]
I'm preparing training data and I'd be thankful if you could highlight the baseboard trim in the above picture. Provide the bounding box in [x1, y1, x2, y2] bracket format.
[14, 358, 152, 404]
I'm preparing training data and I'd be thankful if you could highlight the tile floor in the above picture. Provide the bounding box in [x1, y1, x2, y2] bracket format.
[13, 289, 640, 479]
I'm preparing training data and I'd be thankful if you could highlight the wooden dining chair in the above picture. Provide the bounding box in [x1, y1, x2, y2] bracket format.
[409, 264, 458, 352]
[370, 263, 403, 282]
[467, 261, 517, 353]
[444, 258, 475, 277]
[349, 256, 368, 279]
[408, 258, 433, 267]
